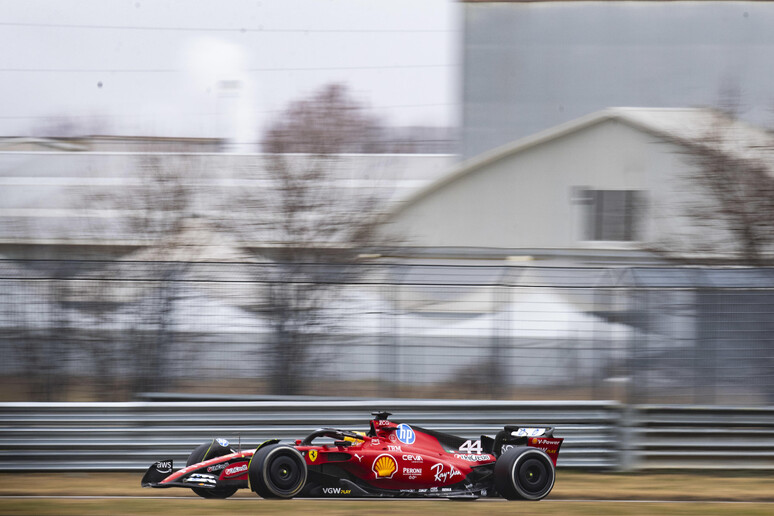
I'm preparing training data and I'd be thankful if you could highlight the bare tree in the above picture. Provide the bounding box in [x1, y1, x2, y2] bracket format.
[236, 84, 397, 394]
[29, 114, 111, 139]
[659, 106, 774, 402]
[645, 101, 774, 265]
[1, 262, 76, 401]
[261, 82, 458, 154]
[680, 115, 774, 265]
[77, 153, 205, 398]
[120, 154, 205, 395]
[261, 83, 385, 154]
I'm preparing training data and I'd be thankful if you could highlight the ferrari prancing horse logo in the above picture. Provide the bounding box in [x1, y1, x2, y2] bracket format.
[308, 450, 318, 462]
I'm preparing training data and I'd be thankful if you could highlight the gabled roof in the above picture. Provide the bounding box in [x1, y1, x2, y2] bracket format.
[0, 137, 88, 152]
[388, 107, 774, 216]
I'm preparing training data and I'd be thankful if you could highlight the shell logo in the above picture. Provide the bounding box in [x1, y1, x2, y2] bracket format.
[372, 454, 397, 479]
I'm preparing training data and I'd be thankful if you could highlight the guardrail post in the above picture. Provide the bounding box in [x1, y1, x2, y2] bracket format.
[618, 403, 637, 472]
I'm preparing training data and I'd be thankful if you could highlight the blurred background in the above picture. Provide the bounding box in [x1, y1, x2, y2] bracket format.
[2, 0, 774, 408]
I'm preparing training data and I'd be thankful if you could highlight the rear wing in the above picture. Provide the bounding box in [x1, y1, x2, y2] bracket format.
[483, 426, 562, 464]
[507, 426, 555, 437]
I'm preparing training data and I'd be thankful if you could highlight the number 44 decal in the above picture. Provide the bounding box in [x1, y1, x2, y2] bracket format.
[458, 439, 482, 454]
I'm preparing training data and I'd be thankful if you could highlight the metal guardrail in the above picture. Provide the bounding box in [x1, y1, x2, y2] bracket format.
[630, 405, 774, 470]
[0, 400, 622, 471]
[5, 400, 774, 471]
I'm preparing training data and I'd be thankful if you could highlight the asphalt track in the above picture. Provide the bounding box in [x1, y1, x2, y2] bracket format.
[2, 496, 774, 504]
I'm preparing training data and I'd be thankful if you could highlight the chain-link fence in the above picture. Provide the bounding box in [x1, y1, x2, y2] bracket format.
[1, 260, 773, 404]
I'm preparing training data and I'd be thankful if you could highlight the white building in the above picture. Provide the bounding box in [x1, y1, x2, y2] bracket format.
[0, 150, 454, 260]
[385, 107, 774, 264]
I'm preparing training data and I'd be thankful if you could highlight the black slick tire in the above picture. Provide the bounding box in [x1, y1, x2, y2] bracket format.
[186, 440, 238, 499]
[493, 446, 556, 501]
[248, 444, 307, 499]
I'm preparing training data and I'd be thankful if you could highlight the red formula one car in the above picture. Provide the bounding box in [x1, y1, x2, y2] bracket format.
[141, 411, 563, 501]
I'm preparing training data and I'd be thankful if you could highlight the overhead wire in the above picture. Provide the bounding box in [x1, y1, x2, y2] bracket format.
[0, 21, 456, 34]
[0, 19, 457, 132]
[0, 64, 457, 73]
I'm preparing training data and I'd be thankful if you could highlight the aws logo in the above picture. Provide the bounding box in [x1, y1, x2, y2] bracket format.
[372, 454, 397, 479]
[154, 461, 172, 474]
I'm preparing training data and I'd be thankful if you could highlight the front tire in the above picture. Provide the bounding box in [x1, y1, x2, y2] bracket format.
[248, 444, 307, 499]
[494, 446, 556, 501]
[186, 440, 239, 499]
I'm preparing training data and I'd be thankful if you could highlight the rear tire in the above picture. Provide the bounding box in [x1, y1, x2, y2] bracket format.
[186, 440, 239, 499]
[248, 444, 307, 499]
[493, 446, 555, 501]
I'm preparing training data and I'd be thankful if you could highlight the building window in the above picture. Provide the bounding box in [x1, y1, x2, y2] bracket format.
[574, 188, 644, 241]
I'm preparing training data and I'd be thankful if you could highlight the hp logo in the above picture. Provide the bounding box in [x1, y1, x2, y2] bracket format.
[396, 423, 415, 445]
